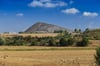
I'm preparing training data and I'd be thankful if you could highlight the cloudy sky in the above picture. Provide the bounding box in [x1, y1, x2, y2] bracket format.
[0, 0, 100, 32]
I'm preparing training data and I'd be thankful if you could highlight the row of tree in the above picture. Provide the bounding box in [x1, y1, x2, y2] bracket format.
[0, 31, 89, 46]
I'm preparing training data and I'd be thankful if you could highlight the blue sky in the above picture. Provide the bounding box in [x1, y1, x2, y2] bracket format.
[0, 0, 100, 32]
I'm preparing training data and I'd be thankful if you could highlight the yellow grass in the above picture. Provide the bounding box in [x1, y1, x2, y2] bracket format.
[0, 33, 58, 37]
[0, 46, 96, 66]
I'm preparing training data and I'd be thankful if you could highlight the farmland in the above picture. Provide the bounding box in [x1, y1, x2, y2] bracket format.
[0, 46, 96, 66]
[0, 31, 99, 66]
[0, 33, 58, 38]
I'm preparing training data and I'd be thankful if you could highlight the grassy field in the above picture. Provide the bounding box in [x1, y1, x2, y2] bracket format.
[0, 46, 96, 66]
[0, 46, 96, 51]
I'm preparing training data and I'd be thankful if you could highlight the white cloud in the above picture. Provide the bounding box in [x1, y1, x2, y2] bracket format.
[58, 1, 67, 6]
[29, 0, 43, 7]
[62, 8, 80, 14]
[16, 13, 24, 17]
[28, 0, 67, 8]
[44, 2, 57, 7]
[83, 12, 98, 17]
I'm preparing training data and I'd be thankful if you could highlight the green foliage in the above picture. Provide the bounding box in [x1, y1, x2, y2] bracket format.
[59, 38, 75, 46]
[0, 38, 5, 45]
[67, 38, 75, 46]
[54, 30, 64, 33]
[30, 40, 37, 46]
[76, 37, 89, 47]
[59, 38, 66, 46]
[48, 38, 57, 46]
[79, 29, 81, 33]
[14, 40, 26, 46]
[0, 29, 92, 47]
[4, 37, 27, 46]
[84, 28, 90, 33]
[5, 38, 15, 46]
[74, 28, 81, 33]
[95, 47, 100, 66]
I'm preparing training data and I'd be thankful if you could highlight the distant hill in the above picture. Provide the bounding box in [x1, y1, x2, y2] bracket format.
[24, 22, 71, 33]
[84, 29, 100, 40]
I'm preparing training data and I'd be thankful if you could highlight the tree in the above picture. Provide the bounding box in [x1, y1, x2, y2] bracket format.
[54, 30, 64, 33]
[30, 40, 37, 46]
[59, 38, 68, 46]
[59, 38, 74, 46]
[79, 29, 81, 33]
[6, 38, 15, 46]
[0, 38, 5, 45]
[14, 40, 26, 46]
[74, 28, 81, 33]
[76, 37, 89, 47]
[67, 38, 75, 46]
[74, 28, 79, 33]
[81, 37, 89, 46]
[84, 28, 90, 33]
[95, 47, 100, 66]
[48, 38, 57, 46]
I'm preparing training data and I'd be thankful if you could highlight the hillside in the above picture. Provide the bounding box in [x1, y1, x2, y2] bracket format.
[25, 22, 71, 33]
[84, 29, 100, 40]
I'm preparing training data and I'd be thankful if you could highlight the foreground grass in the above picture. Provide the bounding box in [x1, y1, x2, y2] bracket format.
[0, 46, 96, 51]
[0, 49, 95, 66]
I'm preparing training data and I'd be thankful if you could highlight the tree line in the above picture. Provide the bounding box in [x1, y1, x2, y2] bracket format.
[0, 31, 89, 46]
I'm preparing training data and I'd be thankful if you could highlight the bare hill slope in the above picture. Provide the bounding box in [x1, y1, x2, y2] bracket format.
[25, 22, 71, 33]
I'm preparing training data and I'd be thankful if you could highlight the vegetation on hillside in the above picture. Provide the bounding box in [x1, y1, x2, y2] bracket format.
[83, 28, 100, 40]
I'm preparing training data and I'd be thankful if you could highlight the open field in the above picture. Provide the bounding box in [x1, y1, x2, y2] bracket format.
[0, 46, 96, 66]
[0, 33, 58, 37]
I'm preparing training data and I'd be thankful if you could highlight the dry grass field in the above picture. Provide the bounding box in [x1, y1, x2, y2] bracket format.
[0, 46, 96, 66]
[0, 33, 58, 38]
[89, 40, 100, 47]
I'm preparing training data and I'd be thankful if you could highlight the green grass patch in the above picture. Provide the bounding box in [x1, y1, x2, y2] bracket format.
[0, 47, 96, 51]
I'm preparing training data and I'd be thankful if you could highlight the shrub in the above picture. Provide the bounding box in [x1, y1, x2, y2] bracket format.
[76, 37, 89, 47]
[30, 40, 37, 46]
[5, 38, 15, 46]
[0, 38, 5, 45]
[95, 47, 100, 66]
[14, 40, 26, 46]
[67, 38, 75, 46]
[48, 38, 57, 46]
[59, 38, 68, 46]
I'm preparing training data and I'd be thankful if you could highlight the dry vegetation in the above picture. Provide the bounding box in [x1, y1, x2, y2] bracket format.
[0, 46, 96, 66]
[89, 40, 100, 47]
[0, 33, 58, 38]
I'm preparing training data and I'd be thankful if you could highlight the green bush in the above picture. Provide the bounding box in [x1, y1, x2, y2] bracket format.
[67, 38, 75, 46]
[0, 38, 5, 45]
[59, 38, 68, 46]
[5, 38, 15, 46]
[48, 38, 57, 46]
[95, 47, 100, 66]
[76, 37, 89, 47]
[15, 40, 26, 46]
[30, 40, 37, 46]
